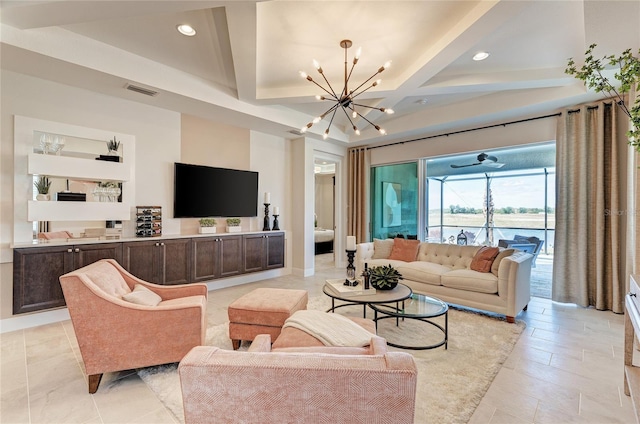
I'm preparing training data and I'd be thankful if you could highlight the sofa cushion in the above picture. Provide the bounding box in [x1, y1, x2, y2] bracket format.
[417, 243, 480, 269]
[84, 261, 131, 298]
[388, 238, 420, 262]
[396, 262, 451, 286]
[470, 246, 500, 273]
[367, 259, 409, 272]
[441, 269, 498, 294]
[372, 238, 394, 259]
[491, 248, 515, 276]
[122, 284, 162, 306]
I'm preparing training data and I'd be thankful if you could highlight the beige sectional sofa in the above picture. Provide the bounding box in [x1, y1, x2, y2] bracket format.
[356, 240, 533, 323]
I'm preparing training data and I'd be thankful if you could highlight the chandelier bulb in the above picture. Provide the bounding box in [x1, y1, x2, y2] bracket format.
[381, 108, 395, 114]
[373, 79, 382, 87]
[352, 110, 357, 118]
[354, 126, 361, 135]
[313, 59, 323, 74]
[300, 126, 308, 133]
[312, 117, 321, 124]
[355, 47, 362, 59]
[323, 129, 329, 140]
[299, 71, 307, 79]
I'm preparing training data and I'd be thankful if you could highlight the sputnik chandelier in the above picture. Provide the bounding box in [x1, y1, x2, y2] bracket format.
[299, 39, 394, 139]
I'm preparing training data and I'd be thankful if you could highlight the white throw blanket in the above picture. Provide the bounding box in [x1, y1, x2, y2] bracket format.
[282, 310, 373, 347]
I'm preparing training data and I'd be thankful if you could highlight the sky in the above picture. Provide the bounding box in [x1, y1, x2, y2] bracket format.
[429, 170, 555, 210]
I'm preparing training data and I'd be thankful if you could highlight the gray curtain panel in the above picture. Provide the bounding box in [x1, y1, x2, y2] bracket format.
[347, 147, 370, 243]
[553, 101, 624, 313]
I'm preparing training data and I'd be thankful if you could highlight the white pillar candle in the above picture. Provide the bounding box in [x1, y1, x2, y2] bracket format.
[346, 235, 356, 251]
[273, 206, 279, 215]
[264, 192, 271, 204]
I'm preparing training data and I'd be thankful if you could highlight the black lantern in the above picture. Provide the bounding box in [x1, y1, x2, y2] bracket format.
[457, 230, 467, 245]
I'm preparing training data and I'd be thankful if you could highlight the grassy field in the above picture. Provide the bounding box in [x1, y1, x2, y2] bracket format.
[428, 212, 555, 229]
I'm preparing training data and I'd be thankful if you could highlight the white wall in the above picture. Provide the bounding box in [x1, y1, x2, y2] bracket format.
[0, 70, 296, 324]
[369, 117, 557, 165]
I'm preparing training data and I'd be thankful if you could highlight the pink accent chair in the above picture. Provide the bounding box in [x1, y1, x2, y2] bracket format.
[178, 334, 418, 423]
[59, 259, 208, 393]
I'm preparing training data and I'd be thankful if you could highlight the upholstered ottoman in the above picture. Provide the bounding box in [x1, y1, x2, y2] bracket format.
[228, 288, 308, 350]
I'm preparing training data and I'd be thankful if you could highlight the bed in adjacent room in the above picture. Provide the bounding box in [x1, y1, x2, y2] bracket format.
[314, 228, 334, 254]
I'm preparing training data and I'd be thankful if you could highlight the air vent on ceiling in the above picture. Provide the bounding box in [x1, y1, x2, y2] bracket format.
[124, 83, 159, 97]
[288, 129, 304, 136]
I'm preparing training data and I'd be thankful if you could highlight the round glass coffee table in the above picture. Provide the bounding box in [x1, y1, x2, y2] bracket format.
[323, 279, 412, 319]
[369, 293, 448, 350]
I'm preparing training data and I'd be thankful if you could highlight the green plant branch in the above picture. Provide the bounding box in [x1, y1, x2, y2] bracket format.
[566, 44, 640, 150]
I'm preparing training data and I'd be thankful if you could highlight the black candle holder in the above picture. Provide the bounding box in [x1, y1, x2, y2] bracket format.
[263, 203, 271, 231]
[345, 249, 357, 286]
[272, 214, 280, 231]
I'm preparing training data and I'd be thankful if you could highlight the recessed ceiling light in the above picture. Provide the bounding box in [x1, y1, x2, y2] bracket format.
[416, 98, 428, 105]
[473, 51, 490, 61]
[177, 24, 196, 37]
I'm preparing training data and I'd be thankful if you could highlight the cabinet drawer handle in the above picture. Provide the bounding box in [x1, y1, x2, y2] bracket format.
[75, 248, 80, 253]
[67, 248, 73, 253]
[160, 242, 165, 246]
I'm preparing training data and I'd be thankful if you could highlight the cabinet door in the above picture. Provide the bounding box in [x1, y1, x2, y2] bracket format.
[75, 243, 123, 268]
[13, 246, 74, 314]
[192, 237, 220, 282]
[160, 239, 191, 285]
[121, 240, 159, 283]
[243, 234, 266, 273]
[266, 233, 285, 269]
[219, 235, 243, 277]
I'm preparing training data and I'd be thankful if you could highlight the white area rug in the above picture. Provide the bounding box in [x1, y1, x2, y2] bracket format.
[138, 296, 524, 424]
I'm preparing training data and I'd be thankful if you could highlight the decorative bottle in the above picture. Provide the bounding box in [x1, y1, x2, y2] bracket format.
[362, 263, 371, 290]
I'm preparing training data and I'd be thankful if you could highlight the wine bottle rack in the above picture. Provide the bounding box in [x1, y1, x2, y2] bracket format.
[136, 206, 162, 237]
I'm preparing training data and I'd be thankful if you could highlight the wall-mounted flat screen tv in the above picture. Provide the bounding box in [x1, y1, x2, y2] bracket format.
[174, 162, 259, 218]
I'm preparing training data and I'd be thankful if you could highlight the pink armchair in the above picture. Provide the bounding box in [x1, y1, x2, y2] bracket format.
[179, 334, 418, 423]
[59, 259, 208, 393]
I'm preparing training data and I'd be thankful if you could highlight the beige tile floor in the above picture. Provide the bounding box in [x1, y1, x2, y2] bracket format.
[1, 254, 635, 423]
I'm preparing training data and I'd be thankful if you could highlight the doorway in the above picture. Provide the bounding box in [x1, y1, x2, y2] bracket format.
[314, 161, 336, 270]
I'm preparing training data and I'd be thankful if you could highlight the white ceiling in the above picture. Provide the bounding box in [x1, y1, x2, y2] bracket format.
[1, 1, 639, 146]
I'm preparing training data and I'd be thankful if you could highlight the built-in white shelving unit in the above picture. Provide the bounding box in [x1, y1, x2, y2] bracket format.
[28, 153, 131, 182]
[14, 116, 136, 244]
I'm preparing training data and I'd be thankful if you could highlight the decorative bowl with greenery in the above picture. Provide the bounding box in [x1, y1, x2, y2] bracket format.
[34, 176, 52, 200]
[198, 218, 217, 234]
[199, 218, 217, 227]
[369, 264, 403, 290]
[226, 218, 241, 232]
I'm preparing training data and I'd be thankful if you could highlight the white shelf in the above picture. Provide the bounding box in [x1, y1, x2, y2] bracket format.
[28, 153, 130, 182]
[28, 201, 130, 222]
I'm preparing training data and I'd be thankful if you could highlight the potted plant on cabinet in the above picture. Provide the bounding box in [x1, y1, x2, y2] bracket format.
[198, 218, 217, 234]
[226, 218, 242, 233]
[34, 176, 52, 201]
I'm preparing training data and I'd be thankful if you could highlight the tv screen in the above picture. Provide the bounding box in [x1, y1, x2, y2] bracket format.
[174, 163, 259, 218]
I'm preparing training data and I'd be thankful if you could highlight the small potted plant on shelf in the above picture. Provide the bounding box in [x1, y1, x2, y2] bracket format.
[198, 218, 217, 234]
[369, 264, 403, 290]
[107, 137, 120, 155]
[226, 218, 242, 233]
[34, 176, 52, 201]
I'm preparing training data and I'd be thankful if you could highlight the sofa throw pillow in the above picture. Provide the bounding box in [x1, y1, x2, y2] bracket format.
[372, 238, 394, 259]
[470, 246, 501, 273]
[388, 238, 420, 262]
[491, 248, 515, 276]
[122, 284, 162, 306]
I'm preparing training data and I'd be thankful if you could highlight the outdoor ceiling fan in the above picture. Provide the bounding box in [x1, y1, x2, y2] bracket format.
[450, 153, 505, 169]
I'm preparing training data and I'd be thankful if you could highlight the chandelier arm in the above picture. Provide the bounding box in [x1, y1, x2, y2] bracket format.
[350, 83, 378, 100]
[353, 110, 379, 128]
[340, 105, 358, 127]
[308, 79, 338, 100]
[348, 71, 382, 98]
[351, 102, 384, 110]
[318, 72, 340, 99]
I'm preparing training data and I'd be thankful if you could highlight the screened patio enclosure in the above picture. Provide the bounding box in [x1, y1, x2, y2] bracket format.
[370, 143, 556, 249]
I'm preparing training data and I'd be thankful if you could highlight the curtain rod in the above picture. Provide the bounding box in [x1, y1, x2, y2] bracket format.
[364, 113, 562, 151]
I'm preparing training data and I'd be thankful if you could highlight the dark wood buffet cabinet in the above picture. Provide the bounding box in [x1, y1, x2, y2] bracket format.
[13, 232, 285, 314]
